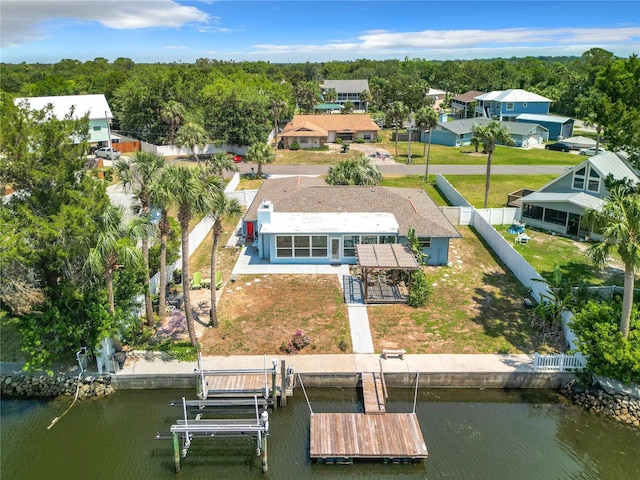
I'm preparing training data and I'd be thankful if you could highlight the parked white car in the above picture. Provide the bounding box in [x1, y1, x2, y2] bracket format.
[579, 147, 606, 156]
[95, 147, 121, 159]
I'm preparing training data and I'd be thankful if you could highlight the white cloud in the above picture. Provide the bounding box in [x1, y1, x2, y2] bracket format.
[251, 26, 640, 57]
[165, 45, 187, 50]
[0, 0, 210, 47]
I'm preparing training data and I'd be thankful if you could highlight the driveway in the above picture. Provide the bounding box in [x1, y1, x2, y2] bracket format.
[346, 143, 395, 165]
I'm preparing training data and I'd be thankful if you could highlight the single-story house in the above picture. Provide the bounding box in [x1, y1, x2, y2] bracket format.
[321, 79, 370, 111]
[451, 90, 485, 119]
[13, 94, 114, 145]
[280, 114, 380, 148]
[422, 118, 548, 147]
[519, 152, 639, 237]
[242, 176, 461, 266]
[516, 113, 574, 140]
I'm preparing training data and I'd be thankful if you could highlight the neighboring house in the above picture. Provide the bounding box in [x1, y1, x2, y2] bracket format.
[425, 88, 447, 110]
[519, 152, 639, 238]
[422, 118, 548, 147]
[451, 90, 485, 119]
[13, 94, 114, 145]
[280, 114, 380, 148]
[321, 79, 370, 111]
[474, 89, 551, 121]
[516, 113, 574, 141]
[242, 176, 460, 266]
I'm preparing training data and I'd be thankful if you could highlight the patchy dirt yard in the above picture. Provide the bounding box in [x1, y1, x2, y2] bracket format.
[198, 274, 351, 355]
[367, 226, 564, 354]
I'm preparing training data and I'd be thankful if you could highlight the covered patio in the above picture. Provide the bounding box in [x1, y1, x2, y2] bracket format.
[354, 244, 420, 304]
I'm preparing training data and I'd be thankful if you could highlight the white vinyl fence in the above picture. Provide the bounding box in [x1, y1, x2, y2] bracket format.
[436, 173, 587, 371]
[533, 352, 587, 372]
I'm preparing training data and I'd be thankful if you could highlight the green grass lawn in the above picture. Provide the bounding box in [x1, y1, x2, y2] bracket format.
[375, 129, 582, 166]
[380, 174, 557, 208]
[494, 224, 627, 287]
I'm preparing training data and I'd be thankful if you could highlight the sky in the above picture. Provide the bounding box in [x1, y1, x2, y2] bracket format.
[1, 0, 639, 64]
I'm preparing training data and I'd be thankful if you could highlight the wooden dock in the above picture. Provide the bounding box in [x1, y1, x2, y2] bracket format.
[309, 413, 428, 462]
[361, 372, 386, 414]
[204, 373, 270, 397]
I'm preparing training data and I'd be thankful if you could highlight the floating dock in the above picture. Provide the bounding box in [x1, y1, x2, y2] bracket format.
[310, 412, 428, 462]
[306, 369, 428, 463]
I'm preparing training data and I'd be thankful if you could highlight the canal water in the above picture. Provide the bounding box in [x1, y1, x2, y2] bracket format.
[1, 387, 638, 479]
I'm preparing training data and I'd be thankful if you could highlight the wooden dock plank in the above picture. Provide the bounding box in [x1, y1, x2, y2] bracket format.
[361, 373, 385, 414]
[310, 413, 428, 459]
[205, 374, 269, 396]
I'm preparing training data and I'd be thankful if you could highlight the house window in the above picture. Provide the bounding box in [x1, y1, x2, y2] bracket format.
[379, 235, 396, 244]
[361, 235, 377, 244]
[523, 204, 544, 220]
[300, 137, 308, 143]
[93, 126, 102, 131]
[572, 166, 586, 190]
[544, 208, 567, 226]
[418, 237, 431, 248]
[276, 236, 293, 257]
[343, 235, 360, 257]
[506, 103, 514, 111]
[294, 236, 310, 257]
[311, 236, 328, 257]
[523, 102, 528, 108]
[363, 132, 371, 140]
[587, 168, 601, 193]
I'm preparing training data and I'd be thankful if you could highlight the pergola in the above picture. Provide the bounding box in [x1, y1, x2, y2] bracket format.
[355, 244, 420, 304]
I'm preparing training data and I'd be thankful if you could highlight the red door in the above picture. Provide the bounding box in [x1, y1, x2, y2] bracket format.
[246, 222, 254, 241]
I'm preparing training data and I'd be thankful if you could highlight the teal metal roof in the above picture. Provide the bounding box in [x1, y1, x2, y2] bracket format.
[313, 103, 344, 110]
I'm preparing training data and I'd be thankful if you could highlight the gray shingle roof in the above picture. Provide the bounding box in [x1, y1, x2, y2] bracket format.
[322, 79, 369, 93]
[244, 177, 460, 239]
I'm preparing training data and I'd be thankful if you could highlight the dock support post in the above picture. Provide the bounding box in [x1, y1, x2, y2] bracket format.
[280, 360, 287, 407]
[172, 432, 181, 473]
[261, 431, 268, 473]
[271, 359, 278, 409]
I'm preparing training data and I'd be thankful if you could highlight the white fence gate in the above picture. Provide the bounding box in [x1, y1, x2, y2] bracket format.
[533, 352, 586, 372]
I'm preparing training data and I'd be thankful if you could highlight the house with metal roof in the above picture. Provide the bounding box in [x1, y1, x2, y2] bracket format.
[516, 113, 574, 140]
[474, 89, 552, 122]
[13, 94, 114, 145]
[280, 114, 380, 148]
[422, 118, 548, 147]
[242, 176, 460, 266]
[321, 79, 370, 112]
[519, 152, 639, 238]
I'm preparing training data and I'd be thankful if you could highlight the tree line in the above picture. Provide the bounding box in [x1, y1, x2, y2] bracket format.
[1, 50, 638, 163]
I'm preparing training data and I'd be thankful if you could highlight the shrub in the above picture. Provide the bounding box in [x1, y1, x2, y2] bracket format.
[570, 299, 640, 384]
[155, 340, 199, 361]
[290, 142, 299, 150]
[354, 138, 365, 143]
[407, 270, 433, 308]
[280, 329, 311, 355]
[334, 137, 343, 145]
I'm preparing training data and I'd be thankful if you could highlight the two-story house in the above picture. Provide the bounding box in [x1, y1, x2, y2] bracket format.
[13, 94, 114, 146]
[519, 152, 639, 238]
[321, 80, 370, 112]
[474, 89, 551, 122]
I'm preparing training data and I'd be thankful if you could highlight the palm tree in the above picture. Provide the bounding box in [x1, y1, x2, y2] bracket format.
[176, 121, 209, 168]
[472, 121, 514, 208]
[115, 151, 165, 325]
[165, 165, 223, 347]
[269, 97, 287, 150]
[206, 191, 242, 327]
[87, 206, 143, 315]
[325, 155, 382, 186]
[206, 151, 238, 178]
[295, 81, 319, 113]
[414, 105, 439, 188]
[323, 88, 337, 103]
[246, 142, 276, 177]
[359, 89, 372, 112]
[159, 100, 186, 144]
[583, 187, 640, 338]
[386, 101, 409, 158]
[148, 169, 174, 317]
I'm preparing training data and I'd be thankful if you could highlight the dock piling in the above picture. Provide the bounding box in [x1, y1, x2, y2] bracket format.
[172, 432, 180, 473]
